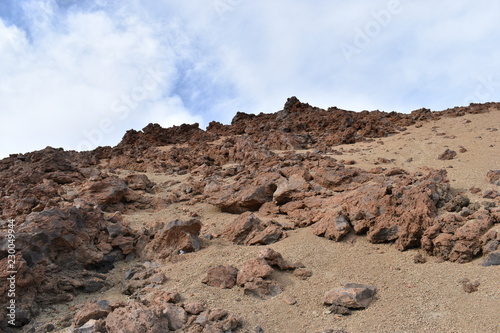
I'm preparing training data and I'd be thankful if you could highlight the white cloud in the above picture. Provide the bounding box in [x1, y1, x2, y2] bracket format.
[1, 0, 500, 158]
[0, 0, 201, 158]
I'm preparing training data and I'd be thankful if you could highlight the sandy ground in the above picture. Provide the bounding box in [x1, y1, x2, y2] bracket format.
[38, 108, 500, 333]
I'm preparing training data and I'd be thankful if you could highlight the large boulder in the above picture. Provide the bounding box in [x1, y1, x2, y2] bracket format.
[312, 208, 352, 241]
[222, 212, 285, 246]
[105, 302, 170, 333]
[204, 172, 282, 213]
[141, 219, 202, 260]
[202, 265, 239, 289]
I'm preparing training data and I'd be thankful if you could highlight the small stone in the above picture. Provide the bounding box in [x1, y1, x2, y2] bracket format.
[283, 297, 297, 305]
[329, 304, 352, 316]
[184, 302, 206, 315]
[438, 149, 457, 160]
[461, 278, 480, 293]
[293, 268, 313, 280]
[413, 253, 427, 264]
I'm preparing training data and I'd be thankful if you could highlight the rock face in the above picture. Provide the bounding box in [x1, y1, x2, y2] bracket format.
[323, 284, 376, 309]
[0, 205, 133, 326]
[141, 219, 202, 260]
[222, 212, 285, 246]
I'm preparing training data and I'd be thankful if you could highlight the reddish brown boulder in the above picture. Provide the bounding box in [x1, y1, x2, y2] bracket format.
[243, 278, 283, 299]
[449, 214, 493, 263]
[202, 265, 239, 289]
[141, 219, 202, 260]
[222, 212, 285, 246]
[257, 248, 294, 270]
[236, 258, 273, 286]
[105, 302, 169, 333]
[273, 173, 310, 204]
[74, 300, 112, 326]
[423, 211, 494, 262]
[293, 268, 313, 280]
[313, 167, 367, 190]
[79, 177, 137, 209]
[184, 302, 206, 315]
[205, 172, 282, 213]
[312, 208, 352, 241]
[322, 283, 376, 309]
[124, 174, 153, 191]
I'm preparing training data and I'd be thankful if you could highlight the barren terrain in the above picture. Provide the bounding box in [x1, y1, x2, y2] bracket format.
[1, 99, 499, 333]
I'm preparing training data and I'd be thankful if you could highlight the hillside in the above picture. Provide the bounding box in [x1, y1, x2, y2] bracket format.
[0, 98, 499, 333]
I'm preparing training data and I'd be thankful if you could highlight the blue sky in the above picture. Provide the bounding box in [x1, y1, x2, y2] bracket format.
[1, 0, 499, 158]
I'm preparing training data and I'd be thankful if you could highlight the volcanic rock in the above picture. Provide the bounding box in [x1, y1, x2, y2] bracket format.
[205, 172, 282, 213]
[423, 211, 494, 262]
[482, 251, 500, 266]
[222, 212, 285, 246]
[243, 279, 284, 299]
[257, 247, 294, 270]
[74, 300, 112, 326]
[202, 265, 239, 289]
[141, 219, 202, 260]
[312, 208, 352, 241]
[79, 177, 138, 210]
[486, 170, 500, 185]
[105, 302, 169, 333]
[236, 258, 274, 286]
[438, 149, 457, 160]
[322, 283, 376, 309]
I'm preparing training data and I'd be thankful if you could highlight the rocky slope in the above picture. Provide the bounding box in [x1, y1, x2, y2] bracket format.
[0, 98, 499, 333]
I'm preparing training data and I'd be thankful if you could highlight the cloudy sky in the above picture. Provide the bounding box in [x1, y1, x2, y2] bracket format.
[1, 0, 499, 158]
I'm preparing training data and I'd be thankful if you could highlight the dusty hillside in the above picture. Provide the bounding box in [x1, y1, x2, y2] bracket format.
[0, 98, 499, 333]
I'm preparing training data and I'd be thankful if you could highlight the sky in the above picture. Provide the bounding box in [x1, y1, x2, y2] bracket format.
[1, 0, 499, 158]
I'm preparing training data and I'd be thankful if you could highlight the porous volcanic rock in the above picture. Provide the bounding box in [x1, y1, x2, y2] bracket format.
[486, 170, 500, 185]
[105, 301, 170, 333]
[141, 219, 202, 260]
[205, 172, 282, 213]
[422, 210, 495, 263]
[202, 265, 239, 289]
[222, 212, 285, 246]
[0, 204, 134, 328]
[322, 283, 376, 309]
[312, 208, 352, 241]
[438, 149, 457, 160]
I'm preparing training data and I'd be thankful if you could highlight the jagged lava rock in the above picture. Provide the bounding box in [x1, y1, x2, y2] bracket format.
[322, 283, 376, 309]
[141, 219, 202, 260]
[202, 265, 239, 289]
[222, 212, 285, 246]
